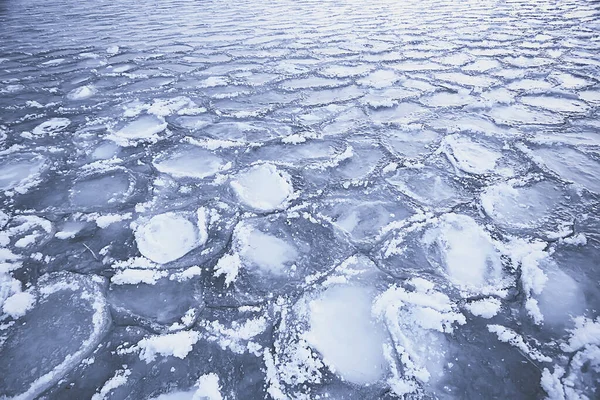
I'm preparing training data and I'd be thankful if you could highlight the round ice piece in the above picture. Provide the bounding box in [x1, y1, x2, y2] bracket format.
[423, 213, 503, 289]
[32, 117, 71, 136]
[0, 153, 47, 191]
[236, 223, 298, 275]
[135, 213, 203, 264]
[230, 164, 293, 212]
[114, 115, 167, 141]
[67, 85, 96, 100]
[487, 104, 564, 125]
[531, 147, 600, 193]
[481, 181, 564, 229]
[318, 196, 412, 243]
[520, 95, 590, 113]
[91, 141, 120, 160]
[154, 147, 228, 179]
[537, 260, 586, 327]
[108, 276, 200, 325]
[250, 139, 342, 166]
[175, 115, 214, 131]
[70, 169, 135, 208]
[0, 272, 110, 399]
[305, 285, 387, 385]
[382, 129, 439, 159]
[387, 166, 466, 209]
[442, 135, 502, 175]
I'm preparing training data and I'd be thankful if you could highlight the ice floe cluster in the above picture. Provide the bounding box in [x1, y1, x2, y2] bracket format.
[1, 0, 600, 398]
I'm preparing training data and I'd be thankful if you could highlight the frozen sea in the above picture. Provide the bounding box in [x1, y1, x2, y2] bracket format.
[1, 0, 600, 398]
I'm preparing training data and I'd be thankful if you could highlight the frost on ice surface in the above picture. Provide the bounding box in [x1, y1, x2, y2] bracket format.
[237, 227, 298, 276]
[315, 190, 413, 243]
[387, 166, 468, 209]
[372, 278, 466, 395]
[487, 104, 565, 125]
[70, 168, 135, 209]
[216, 213, 351, 296]
[536, 260, 586, 328]
[382, 128, 439, 159]
[108, 274, 200, 326]
[520, 95, 590, 114]
[230, 164, 293, 212]
[227, 219, 299, 279]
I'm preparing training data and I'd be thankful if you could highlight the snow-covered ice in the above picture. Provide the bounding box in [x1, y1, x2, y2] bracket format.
[111, 115, 168, 145]
[134, 212, 206, 264]
[153, 146, 230, 179]
[230, 164, 293, 212]
[481, 180, 568, 230]
[305, 284, 388, 385]
[422, 213, 504, 291]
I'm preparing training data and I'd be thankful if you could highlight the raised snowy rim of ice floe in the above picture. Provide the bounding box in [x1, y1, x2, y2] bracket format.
[9, 273, 110, 400]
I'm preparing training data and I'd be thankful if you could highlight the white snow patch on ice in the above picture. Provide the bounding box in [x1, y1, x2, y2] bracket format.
[91, 369, 131, 400]
[561, 317, 600, 353]
[194, 373, 223, 400]
[2, 290, 36, 319]
[138, 330, 200, 362]
[487, 324, 551, 363]
[466, 298, 501, 319]
[94, 213, 132, 229]
[213, 253, 241, 286]
[111, 269, 168, 285]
